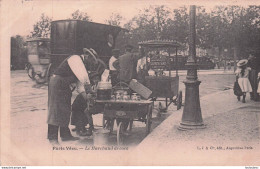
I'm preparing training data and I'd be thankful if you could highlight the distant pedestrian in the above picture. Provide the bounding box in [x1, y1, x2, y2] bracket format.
[227, 61, 231, 70]
[235, 59, 252, 103]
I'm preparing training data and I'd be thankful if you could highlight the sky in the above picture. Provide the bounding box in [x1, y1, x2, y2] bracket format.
[1, 0, 259, 37]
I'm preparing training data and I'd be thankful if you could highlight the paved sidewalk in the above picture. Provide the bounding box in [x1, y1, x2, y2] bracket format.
[129, 89, 260, 165]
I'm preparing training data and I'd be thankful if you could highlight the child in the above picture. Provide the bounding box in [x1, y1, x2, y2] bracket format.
[235, 59, 252, 103]
[71, 74, 100, 136]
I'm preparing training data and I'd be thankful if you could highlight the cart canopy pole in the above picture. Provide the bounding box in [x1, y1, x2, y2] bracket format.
[176, 47, 178, 76]
[168, 48, 171, 77]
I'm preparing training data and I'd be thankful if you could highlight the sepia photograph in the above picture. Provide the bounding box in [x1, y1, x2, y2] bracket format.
[1, 0, 260, 166]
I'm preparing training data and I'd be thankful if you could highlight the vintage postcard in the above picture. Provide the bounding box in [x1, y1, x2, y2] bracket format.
[1, 0, 260, 166]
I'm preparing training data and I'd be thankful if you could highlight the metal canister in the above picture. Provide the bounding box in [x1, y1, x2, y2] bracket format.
[97, 82, 112, 100]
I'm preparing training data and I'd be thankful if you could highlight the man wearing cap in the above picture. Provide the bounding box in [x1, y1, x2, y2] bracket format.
[47, 48, 98, 145]
[118, 44, 135, 83]
[109, 49, 120, 86]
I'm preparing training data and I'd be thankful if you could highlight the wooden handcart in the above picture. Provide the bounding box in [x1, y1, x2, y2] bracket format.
[96, 99, 153, 146]
[138, 40, 183, 110]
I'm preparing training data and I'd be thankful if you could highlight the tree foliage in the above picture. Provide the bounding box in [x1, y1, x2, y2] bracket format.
[27, 6, 260, 59]
[29, 13, 52, 38]
[69, 10, 92, 21]
[105, 13, 123, 26]
[11, 35, 27, 70]
[116, 5, 259, 58]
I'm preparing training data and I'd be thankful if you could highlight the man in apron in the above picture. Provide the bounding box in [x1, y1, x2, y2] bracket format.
[47, 48, 98, 145]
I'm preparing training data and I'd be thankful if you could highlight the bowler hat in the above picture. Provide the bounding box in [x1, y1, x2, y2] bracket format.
[237, 59, 248, 67]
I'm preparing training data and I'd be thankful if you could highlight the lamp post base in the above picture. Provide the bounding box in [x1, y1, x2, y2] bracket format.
[178, 121, 206, 131]
[178, 80, 205, 130]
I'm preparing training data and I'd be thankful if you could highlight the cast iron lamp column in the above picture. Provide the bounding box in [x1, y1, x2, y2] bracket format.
[178, 5, 205, 130]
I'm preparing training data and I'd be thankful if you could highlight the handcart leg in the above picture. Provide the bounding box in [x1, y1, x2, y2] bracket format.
[117, 122, 124, 146]
[176, 91, 183, 110]
[146, 104, 153, 135]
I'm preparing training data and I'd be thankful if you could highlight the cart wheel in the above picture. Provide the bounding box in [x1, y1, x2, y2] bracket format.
[176, 91, 182, 110]
[117, 122, 124, 146]
[146, 105, 152, 135]
[109, 118, 115, 134]
[46, 63, 54, 83]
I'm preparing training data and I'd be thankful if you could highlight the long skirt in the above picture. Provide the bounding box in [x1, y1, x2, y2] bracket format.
[47, 75, 72, 127]
[238, 77, 252, 93]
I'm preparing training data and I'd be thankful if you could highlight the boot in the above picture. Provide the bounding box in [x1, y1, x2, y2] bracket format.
[237, 96, 240, 101]
[85, 128, 93, 136]
[242, 93, 246, 103]
[76, 126, 89, 136]
[61, 136, 80, 141]
[49, 139, 59, 146]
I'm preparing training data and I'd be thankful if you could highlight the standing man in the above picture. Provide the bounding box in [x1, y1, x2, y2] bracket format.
[118, 44, 135, 83]
[117, 44, 136, 131]
[47, 48, 98, 145]
[136, 47, 148, 85]
[109, 49, 120, 86]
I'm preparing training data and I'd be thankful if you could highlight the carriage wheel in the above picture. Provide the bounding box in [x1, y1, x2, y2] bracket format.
[146, 105, 152, 136]
[35, 74, 47, 84]
[117, 122, 124, 146]
[27, 64, 36, 80]
[176, 91, 182, 110]
[46, 63, 54, 83]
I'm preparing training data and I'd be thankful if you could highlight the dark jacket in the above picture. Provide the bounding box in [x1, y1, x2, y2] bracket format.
[118, 51, 135, 83]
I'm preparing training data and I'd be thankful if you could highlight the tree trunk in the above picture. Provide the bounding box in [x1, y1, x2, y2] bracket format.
[233, 46, 238, 72]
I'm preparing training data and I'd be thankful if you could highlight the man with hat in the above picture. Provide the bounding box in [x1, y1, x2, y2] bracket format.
[47, 48, 98, 145]
[118, 44, 136, 83]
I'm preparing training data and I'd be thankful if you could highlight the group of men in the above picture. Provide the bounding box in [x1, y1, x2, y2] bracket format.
[109, 45, 148, 85]
[47, 45, 148, 145]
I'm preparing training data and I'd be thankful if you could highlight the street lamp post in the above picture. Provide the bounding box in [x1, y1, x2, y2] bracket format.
[178, 5, 205, 130]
